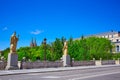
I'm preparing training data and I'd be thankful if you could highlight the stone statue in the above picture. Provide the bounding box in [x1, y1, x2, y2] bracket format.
[62, 41, 70, 67]
[6, 32, 19, 70]
[63, 41, 68, 56]
[10, 32, 19, 53]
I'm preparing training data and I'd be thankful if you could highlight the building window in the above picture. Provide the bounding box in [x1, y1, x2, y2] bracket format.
[118, 31, 120, 37]
[112, 35, 113, 38]
[116, 39, 119, 42]
[118, 34, 120, 37]
[116, 45, 119, 52]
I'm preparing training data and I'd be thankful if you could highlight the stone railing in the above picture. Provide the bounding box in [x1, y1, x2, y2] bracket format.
[95, 58, 120, 66]
[95, 60, 116, 66]
[0, 59, 120, 70]
[101, 60, 115, 65]
[21, 61, 63, 69]
[0, 61, 7, 70]
[72, 61, 95, 66]
[115, 59, 120, 65]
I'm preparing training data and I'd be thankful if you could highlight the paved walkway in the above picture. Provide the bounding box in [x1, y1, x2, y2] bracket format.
[0, 65, 120, 76]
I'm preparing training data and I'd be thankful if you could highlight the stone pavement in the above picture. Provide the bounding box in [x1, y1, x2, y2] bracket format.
[0, 65, 120, 76]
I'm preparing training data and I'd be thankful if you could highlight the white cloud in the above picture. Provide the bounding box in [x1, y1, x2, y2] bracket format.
[31, 29, 44, 35]
[2, 27, 8, 31]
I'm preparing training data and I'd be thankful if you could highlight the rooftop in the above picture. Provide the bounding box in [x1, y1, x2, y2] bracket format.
[75, 31, 120, 40]
[94, 31, 119, 36]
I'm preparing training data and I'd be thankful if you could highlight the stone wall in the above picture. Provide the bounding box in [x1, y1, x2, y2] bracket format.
[21, 61, 63, 69]
[72, 61, 95, 66]
[95, 60, 116, 66]
[21, 61, 96, 69]
[0, 61, 7, 70]
[0, 60, 120, 70]
[101, 60, 115, 65]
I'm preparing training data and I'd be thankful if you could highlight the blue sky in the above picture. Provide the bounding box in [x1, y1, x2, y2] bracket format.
[0, 0, 120, 50]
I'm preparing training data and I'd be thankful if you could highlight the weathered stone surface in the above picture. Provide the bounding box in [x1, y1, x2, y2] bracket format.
[95, 60, 116, 66]
[6, 53, 19, 70]
[72, 61, 95, 66]
[21, 61, 63, 69]
[0, 61, 7, 70]
[101, 60, 115, 65]
[62, 55, 71, 67]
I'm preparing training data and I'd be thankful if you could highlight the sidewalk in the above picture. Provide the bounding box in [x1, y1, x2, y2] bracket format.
[0, 65, 120, 76]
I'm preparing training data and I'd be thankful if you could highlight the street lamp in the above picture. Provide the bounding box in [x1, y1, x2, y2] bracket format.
[42, 38, 47, 61]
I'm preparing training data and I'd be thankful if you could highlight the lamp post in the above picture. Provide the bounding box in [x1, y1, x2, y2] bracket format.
[43, 38, 47, 61]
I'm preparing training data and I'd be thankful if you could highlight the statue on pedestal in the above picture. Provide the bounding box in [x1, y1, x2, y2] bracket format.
[62, 41, 70, 67]
[6, 32, 19, 70]
[10, 32, 19, 53]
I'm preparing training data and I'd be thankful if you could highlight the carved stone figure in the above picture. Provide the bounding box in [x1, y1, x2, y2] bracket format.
[63, 41, 68, 56]
[10, 32, 19, 53]
[6, 32, 19, 70]
[62, 41, 70, 67]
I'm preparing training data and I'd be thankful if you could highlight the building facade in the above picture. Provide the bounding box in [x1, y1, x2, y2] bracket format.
[93, 31, 120, 53]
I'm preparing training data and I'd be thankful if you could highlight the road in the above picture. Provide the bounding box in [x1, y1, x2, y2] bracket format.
[0, 66, 120, 80]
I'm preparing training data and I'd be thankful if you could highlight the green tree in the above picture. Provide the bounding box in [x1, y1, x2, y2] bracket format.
[2, 48, 10, 60]
[2, 36, 115, 61]
[50, 38, 63, 60]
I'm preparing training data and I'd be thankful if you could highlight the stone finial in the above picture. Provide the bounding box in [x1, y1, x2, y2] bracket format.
[1, 56, 4, 61]
[72, 58, 74, 62]
[100, 58, 102, 61]
[22, 57, 26, 60]
[93, 58, 95, 61]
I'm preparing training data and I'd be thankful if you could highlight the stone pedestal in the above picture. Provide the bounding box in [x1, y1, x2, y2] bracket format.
[6, 53, 19, 70]
[95, 60, 102, 66]
[62, 55, 70, 67]
[115, 60, 120, 65]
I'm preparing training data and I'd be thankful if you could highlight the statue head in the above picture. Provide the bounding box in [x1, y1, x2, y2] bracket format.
[12, 31, 16, 37]
[13, 31, 16, 36]
[64, 41, 67, 46]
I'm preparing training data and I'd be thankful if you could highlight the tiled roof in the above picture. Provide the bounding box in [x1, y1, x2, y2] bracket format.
[75, 31, 119, 40]
[93, 31, 118, 36]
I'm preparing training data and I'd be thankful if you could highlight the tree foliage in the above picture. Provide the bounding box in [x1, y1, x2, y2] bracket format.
[68, 36, 114, 60]
[2, 36, 119, 61]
